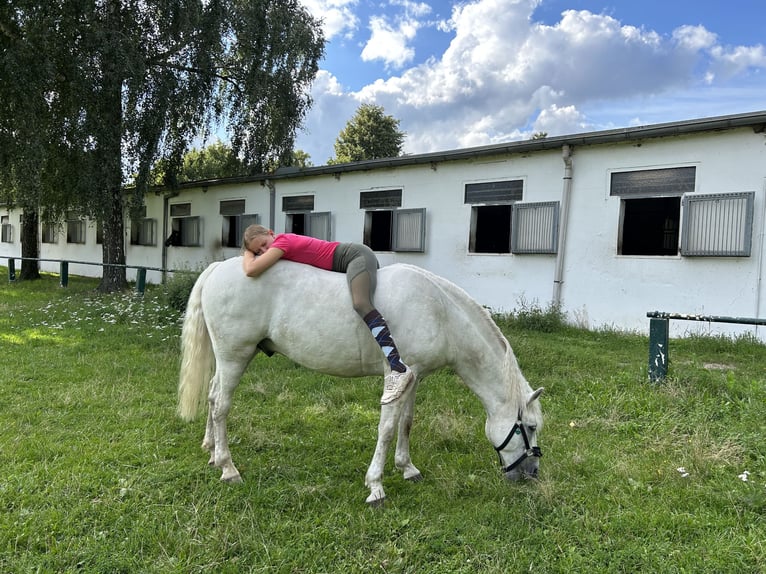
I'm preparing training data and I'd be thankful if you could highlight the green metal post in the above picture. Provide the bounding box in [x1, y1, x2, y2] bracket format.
[136, 268, 146, 296]
[648, 317, 669, 381]
[60, 261, 69, 288]
[8, 258, 15, 282]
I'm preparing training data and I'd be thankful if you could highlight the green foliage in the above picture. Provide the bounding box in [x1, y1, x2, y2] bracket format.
[1, 1, 325, 291]
[1, 269, 765, 573]
[148, 141, 248, 185]
[329, 104, 405, 164]
[162, 269, 202, 313]
[493, 297, 568, 332]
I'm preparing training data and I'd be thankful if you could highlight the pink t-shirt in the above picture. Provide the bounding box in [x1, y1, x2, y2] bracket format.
[271, 233, 340, 270]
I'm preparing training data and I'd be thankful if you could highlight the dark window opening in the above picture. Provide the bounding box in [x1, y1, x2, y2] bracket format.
[471, 205, 512, 253]
[365, 210, 393, 251]
[288, 213, 306, 235]
[620, 197, 680, 256]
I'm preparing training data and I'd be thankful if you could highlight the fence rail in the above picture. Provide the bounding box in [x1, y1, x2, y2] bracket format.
[646, 310, 766, 381]
[5, 256, 193, 295]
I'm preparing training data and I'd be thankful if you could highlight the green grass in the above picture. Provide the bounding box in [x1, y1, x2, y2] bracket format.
[1, 267, 764, 573]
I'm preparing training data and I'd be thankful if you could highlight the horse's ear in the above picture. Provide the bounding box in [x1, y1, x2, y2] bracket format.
[526, 387, 544, 407]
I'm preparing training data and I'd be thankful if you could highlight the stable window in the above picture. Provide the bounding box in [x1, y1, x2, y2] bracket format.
[511, 202, 560, 254]
[220, 199, 257, 248]
[360, 190, 425, 252]
[465, 180, 523, 254]
[283, 195, 331, 241]
[131, 221, 156, 246]
[611, 167, 695, 256]
[681, 192, 754, 257]
[1, 216, 12, 243]
[167, 203, 201, 247]
[66, 212, 86, 244]
[42, 222, 58, 244]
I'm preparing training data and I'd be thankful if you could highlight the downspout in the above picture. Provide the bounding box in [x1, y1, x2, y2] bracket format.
[266, 179, 276, 230]
[755, 176, 766, 335]
[553, 144, 573, 306]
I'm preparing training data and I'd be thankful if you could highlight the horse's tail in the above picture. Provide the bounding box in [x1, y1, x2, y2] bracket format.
[177, 262, 220, 421]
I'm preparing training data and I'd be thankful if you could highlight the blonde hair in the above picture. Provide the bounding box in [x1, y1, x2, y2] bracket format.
[242, 224, 271, 253]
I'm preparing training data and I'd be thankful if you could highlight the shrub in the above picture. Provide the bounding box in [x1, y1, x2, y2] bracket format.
[493, 297, 568, 333]
[163, 269, 200, 313]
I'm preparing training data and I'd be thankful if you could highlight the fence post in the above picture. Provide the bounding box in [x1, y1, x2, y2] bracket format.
[648, 317, 669, 381]
[135, 267, 146, 296]
[60, 261, 69, 288]
[8, 258, 15, 282]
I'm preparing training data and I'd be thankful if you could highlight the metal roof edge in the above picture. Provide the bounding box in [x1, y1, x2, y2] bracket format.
[160, 110, 766, 190]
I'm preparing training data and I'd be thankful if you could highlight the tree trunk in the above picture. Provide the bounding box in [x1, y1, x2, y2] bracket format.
[19, 207, 40, 281]
[98, 187, 127, 293]
[96, 0, 127, 293]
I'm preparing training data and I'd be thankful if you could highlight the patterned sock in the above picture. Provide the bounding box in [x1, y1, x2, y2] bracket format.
[363, 310, 407, 373]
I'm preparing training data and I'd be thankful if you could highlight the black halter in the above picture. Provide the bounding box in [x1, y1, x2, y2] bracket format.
[494, 410, 542, 474]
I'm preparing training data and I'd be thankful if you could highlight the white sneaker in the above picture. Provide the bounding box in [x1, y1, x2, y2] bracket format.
[381, 367, 414, 405]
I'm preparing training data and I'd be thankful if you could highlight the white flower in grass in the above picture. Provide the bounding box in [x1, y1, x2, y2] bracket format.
[677, 467, 690, 478]
[738, 470, 750, 482]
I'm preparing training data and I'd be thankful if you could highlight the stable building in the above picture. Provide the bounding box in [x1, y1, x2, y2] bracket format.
[3, 110, 765, 339]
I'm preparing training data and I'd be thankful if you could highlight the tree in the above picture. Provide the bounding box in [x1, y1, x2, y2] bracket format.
[148, 141, 248, 184]
[329, 104, 405, 164]
[0, 0, 324, 291]
[290, 149, 313, 168]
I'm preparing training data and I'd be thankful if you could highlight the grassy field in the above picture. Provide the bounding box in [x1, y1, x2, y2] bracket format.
[1, 267, 764, 573]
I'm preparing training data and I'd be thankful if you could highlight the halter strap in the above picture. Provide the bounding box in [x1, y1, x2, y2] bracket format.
[494, 410, 542, 474]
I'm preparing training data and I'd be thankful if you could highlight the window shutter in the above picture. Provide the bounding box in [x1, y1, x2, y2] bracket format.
[307, 212, 332, 241]
[465, 180, 523, 204]
[392, 208, 426, 252]
[511, 202, 559, 254]
[681, 192, 754, 256]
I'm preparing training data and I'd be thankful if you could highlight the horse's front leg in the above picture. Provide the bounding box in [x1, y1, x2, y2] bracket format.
[365, 380, 417, 505]
[394, 382, 423, 482]
[365, 401, 401, 506]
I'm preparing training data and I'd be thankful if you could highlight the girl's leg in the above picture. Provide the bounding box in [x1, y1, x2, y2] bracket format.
[346, 254, 413, 404]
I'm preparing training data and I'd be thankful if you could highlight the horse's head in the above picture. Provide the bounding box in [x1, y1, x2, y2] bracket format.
[488, 387, 544, 481]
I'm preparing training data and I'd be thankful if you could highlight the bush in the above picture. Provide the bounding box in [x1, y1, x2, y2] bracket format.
[493, 297, 568, 333]
[163, 269, 200, 313]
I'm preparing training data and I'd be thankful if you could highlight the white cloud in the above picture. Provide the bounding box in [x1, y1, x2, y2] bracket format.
[301, 0, 359, 40]
[360, 1, 433, 69]
[296, 0, 766, 163]
[361, 15, 418, 68]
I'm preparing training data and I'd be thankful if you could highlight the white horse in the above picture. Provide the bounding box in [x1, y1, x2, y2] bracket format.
[178, 257, 544, 505]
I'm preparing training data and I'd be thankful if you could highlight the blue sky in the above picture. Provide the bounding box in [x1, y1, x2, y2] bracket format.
[293, 0, 766, 164]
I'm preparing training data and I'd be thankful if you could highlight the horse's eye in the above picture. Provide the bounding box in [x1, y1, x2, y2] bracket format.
[528, 425, 537, 433]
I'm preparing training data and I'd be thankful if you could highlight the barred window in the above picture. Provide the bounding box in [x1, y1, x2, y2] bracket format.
[130, 218, 157, 246]
[66, 212, 86, 244]
[511, 202, 559, 254]
[466, 180, 523, 254]
[681, 192, 754, 257]
[612, 167, 695, 256]
[363, 208, 426, 252]
[1, 216, 12, 243]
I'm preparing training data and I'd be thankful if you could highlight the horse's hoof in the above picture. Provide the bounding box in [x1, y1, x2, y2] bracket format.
[405, 473, 424, 483]
[366, 497, 386, 509]
[221, 474, 243, 484]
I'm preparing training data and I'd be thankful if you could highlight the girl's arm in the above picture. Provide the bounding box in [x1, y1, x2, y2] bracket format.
[242, 247, 285, 277]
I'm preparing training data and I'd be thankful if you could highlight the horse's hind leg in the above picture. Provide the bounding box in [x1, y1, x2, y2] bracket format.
[394, 382, 422, 482]
[208, 359, 248, 483]
[202, 373, 217, 466]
